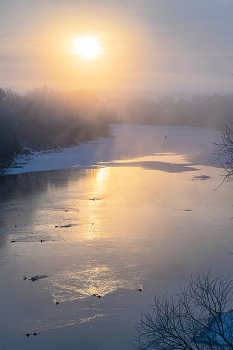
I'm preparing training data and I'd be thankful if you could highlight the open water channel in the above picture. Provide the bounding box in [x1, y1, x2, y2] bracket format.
[0, 125, 233, 350]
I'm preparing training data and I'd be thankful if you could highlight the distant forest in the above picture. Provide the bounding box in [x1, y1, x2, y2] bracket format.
[1, 86, 233, 171]
[105, 93, 233, 130]
[0, 86, 109, 170]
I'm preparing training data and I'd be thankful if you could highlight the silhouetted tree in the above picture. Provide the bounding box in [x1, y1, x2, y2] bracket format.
[134, 270, 233, 350]
[214, 124, 233, 183]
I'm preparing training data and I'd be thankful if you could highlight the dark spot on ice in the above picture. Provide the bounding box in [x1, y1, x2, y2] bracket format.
[55, 224, 77, 228]
[92, 294, 102, 298]
[20, 330, 42, 337]
[29, 275, 48, 281]
[192, 175, 210, 180]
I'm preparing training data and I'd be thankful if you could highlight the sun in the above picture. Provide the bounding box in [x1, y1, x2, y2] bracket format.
[71, 36, 103, 59]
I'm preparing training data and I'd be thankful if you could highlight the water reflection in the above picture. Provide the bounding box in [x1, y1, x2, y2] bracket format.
[50, 263, 137, 302]
[95, 167, 110, 189]
[0, 169, 87, 201]
[0, 146, 233, 348]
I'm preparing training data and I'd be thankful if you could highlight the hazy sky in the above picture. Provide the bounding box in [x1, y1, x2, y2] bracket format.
[1, 0, 233, 93]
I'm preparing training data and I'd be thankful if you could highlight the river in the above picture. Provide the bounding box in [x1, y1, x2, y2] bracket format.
[0, 125, 233, 350]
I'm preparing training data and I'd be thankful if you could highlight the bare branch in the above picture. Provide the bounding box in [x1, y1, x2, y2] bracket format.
[134, 270, 233, 350]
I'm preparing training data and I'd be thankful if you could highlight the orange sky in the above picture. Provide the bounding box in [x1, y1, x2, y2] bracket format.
[1, 0, 233, 93]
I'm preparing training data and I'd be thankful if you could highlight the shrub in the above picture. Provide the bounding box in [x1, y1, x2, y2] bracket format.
[135, 270, 233, 350]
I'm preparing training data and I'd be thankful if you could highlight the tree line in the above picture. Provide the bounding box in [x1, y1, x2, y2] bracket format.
[105, 94, 233, 130]
[0, 86, 109, 171]
[1, 86, 233, 172]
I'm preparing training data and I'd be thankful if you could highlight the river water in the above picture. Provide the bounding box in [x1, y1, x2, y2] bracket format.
[1, 125, 233, 350]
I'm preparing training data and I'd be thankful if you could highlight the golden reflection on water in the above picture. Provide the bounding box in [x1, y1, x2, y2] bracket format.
[62, 157, 192, 243]
[46, 165, 173, 303]
[50, 263, 138, 303]
[37, 156, 221, 308]
[96, 167, 110, 185]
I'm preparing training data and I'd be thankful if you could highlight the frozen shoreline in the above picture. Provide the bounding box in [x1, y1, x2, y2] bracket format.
[6, 124, 223, 175]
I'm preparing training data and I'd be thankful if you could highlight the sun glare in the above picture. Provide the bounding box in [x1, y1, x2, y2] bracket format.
[72, 36, 103, 59]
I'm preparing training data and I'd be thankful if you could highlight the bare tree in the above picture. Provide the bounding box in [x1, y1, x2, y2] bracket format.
[214, 124, 233, 183]
[134, 270, 233, 350]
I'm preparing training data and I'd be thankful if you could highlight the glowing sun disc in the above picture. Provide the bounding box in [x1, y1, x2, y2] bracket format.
[72, 36, 102, 59]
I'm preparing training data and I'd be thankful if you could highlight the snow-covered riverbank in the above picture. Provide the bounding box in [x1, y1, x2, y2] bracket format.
[6, 125, 223, 175]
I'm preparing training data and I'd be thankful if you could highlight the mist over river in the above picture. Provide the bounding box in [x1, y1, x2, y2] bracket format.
[1, 125, 233, 350]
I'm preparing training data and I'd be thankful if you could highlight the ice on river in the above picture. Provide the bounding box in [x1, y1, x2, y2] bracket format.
[0, 125, 233, 350]
[7, 124, 223, 174]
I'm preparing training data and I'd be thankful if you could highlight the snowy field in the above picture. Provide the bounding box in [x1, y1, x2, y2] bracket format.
[1, 124, 233, 350]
